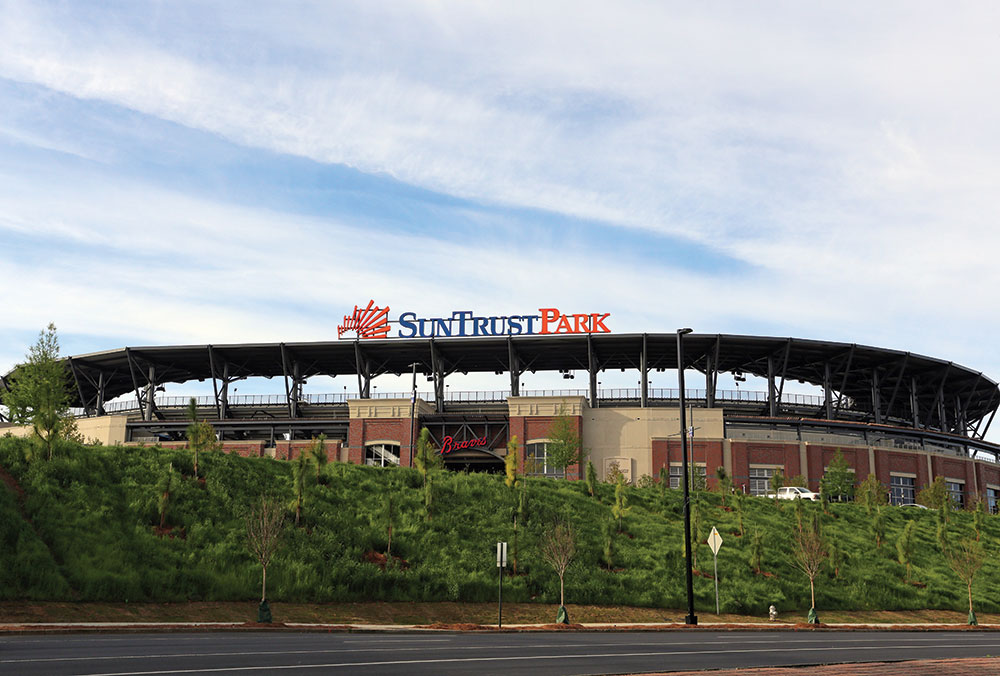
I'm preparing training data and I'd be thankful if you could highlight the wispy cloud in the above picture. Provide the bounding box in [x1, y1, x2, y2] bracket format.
[0, 0, 998, 403]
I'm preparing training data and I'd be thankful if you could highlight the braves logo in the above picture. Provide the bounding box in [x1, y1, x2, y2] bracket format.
[338, 300, 391, 339]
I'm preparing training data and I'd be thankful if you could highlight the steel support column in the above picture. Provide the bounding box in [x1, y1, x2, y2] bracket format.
[354, 341, 370, 398]
[95, 371, 106, 416]
[587, 335, 598, 408]
[883, 353, 909, 421]
[871, 368, 882, 424]
[67, 358, 89, 416]
[910, 377, 920, 428]
[640, 334, 648, 408]
[834, 346, 855, 418]
[767, 355, 776, 417]
[507, 338, 520, 397]
[430, 341, 444, 412]
[823, 361, 833, 420]
[144, 364, 156, 422]
[208, 346, 223, 420]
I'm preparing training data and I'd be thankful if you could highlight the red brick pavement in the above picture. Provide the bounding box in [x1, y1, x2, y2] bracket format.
[639, 657, 1000, 675]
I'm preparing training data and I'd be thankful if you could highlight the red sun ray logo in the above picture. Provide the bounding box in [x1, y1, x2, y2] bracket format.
[338, 300, 391, 339]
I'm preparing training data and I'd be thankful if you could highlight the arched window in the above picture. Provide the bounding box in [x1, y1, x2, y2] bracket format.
[525, 441, 564, 479]
[365, 442, 400, 467]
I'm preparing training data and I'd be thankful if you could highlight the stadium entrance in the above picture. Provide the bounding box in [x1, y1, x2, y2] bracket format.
[421, 415, 508, 473]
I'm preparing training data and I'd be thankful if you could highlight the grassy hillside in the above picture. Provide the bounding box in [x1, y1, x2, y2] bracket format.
[1, 436, 997, 616]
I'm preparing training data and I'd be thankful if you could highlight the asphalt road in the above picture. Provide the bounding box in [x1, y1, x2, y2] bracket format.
[2, 630, 1000, 676]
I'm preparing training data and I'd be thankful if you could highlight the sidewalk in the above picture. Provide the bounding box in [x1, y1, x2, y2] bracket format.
[640, 657, 1000, 675]
[1, 620, 998, 633]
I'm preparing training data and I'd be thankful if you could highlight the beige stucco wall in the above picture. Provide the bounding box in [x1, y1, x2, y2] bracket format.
[507, 395, 588, 417]
[1, 414, 129, 446]
[348, 398, 435, 419]
[583, 407, 724, 481]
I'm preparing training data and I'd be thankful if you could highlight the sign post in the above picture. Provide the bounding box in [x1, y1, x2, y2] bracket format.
[496, 541, 508, 628]
[707, 527, 723, 615]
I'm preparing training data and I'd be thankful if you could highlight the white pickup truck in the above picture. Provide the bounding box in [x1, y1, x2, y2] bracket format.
[766, 486, 820, 501]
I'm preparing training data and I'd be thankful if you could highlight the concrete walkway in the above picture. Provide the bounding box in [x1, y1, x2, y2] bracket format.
[640, 657, 1000, 675]
[2, 620, 997, 632]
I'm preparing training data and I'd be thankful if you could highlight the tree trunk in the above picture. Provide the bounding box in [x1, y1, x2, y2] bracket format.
[968, 581, 974, 615]
[810, 576, 815, 609]
[261, 564, 267, 602]
[194, 450, 199, 478]
[387, 524, 392, 560]
[559, 573, 565, 607]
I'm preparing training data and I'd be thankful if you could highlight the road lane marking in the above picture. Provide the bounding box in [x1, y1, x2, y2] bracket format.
[64, 642, 1000, 676]
[4, 634, 997, 664]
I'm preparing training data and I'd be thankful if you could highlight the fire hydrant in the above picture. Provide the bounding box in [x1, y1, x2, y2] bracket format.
[768, 604, 778, 622]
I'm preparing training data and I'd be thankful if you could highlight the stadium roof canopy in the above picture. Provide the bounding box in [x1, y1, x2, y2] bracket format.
[5, 333, 998, 438]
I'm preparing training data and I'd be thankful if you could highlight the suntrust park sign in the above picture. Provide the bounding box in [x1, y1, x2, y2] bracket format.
[338, 300, 611, 340]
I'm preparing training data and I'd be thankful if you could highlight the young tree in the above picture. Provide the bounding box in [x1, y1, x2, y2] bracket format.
[545, 409, 584, 476]
[918, 476, 949, 511]
[585, 460, 598, 498]
[972, 497, 986, 541]
[715, 466, 732, 505]
[612, 472, 631, 533]
[424, 467, 434, 521]
[872, 506, 886, 548]
[512, 482, 527, 574]
[601, 516, 616, 569]
[185, 397, 218, 478]
[539, 519, 576, 623]
[309, 434, 328, 482]
[156, 462, 177, 530]
[414, 427, 440, 484]
[504, 436, 519, 488]
[689, 498, 702, 571]
[291, 450, 309, 526]
[946, 538, 986, 625]
[770, 469, 785, 506]
[794, 494, 806, 533]
[936, 506, 950, 553]
[2, 323, 75, 461]
[828, 539, 844, 578]
[245, 496, 285, 621]
[793, 514, 828, 624]
[820, 449, 855, 502]
[733, 487, 746, 536]
[750, 527, 764, 574]
[897, 520, 915, 581]
[382, 491, 396, 561]
[857, 474, 887, 515]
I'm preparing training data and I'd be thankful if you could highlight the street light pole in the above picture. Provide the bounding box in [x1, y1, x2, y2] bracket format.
[408, 361, 419, 468]
[677, 327, 697, 626]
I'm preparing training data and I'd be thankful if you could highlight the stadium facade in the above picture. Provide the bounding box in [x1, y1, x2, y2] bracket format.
[4, 301, 1000, 509]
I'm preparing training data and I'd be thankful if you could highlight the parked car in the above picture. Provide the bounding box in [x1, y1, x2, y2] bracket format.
[766, 486, 820, 501]
[900, 502, 929, 509]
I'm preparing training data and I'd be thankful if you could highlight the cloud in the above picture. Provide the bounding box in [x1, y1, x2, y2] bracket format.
[0, 0, 999, 416]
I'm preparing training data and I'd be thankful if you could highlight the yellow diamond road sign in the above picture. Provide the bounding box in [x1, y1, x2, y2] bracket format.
[708, 526, 723, 555]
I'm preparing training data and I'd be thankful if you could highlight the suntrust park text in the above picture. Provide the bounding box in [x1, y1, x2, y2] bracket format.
[398, 307, 611, 338]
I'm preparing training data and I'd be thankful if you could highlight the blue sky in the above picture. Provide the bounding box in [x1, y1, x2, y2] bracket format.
[1, 1, 999, 412]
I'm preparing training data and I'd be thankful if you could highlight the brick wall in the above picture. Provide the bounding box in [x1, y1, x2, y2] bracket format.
[509, 414, 584, 480]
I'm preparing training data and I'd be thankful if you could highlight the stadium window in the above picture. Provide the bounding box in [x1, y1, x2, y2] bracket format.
[889, 474, 916, 505]
[669, 463, 706, 489]
[364, 442, 400, 467]
[988, 486, 1000, 515]
[945, 480, 965, 509]
[749, 465, 782, 497]
[526, 441, 564, 479]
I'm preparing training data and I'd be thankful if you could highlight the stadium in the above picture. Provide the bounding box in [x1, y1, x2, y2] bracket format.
[3, 301, 999, 510]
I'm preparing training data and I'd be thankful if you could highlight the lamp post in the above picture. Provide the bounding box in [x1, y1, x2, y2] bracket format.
[677, 327, 697, 626]
[408, 362, 419, 467]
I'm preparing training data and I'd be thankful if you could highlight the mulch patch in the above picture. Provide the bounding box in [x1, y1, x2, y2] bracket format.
[363, 550, 410, 570]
